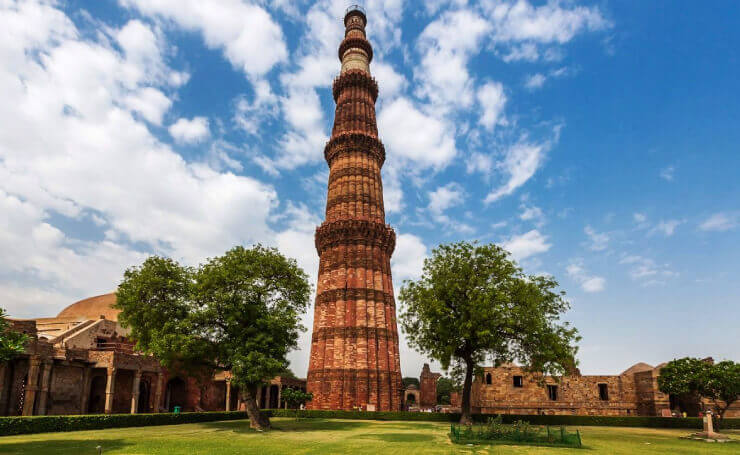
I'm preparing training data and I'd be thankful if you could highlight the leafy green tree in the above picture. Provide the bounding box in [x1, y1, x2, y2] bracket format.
[0, 309, 27, 362]
[116, 245, 311, 430]
[436, 377, 456, 405]
[399, 241, 580, 424]
[281, 387, 313, 416]
[402, 377, 420, 389]
[658, 357, 740, 428]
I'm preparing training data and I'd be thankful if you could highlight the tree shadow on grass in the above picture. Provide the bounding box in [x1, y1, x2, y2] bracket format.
[0, 439, 130, 455]
[355, 432, 435, 443]
[201, 418, 369, 434]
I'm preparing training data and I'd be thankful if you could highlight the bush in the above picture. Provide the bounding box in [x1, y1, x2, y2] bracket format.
[0, 411, 250, 436]
[266, 409, 740, 429]
[449, 416, 582, 448]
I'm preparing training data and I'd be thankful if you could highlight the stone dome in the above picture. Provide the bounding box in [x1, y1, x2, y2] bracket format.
[56, 293, 120, 321]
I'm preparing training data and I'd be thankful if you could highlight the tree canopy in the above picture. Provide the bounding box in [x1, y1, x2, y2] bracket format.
[0, 308, 27, 362]
[399, 241, 579, 424]
[115, 245, 311, 429]
[658, 357, 740, 427]
[436, 377, 457, 405]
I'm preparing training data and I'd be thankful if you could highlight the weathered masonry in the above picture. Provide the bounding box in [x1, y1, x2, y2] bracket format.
[0, 294, 304, 416]
[305, 5, 403, 411]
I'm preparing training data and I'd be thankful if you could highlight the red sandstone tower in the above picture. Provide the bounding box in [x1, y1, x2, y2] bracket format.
[306, 6, 403, 411]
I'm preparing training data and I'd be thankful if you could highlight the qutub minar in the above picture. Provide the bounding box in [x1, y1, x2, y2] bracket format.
[305, 6, 403, 411]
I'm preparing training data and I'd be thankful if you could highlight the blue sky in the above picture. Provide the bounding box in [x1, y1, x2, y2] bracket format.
[1, 0, 738, 378]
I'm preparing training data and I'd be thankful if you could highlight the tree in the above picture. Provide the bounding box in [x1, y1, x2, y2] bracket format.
[658, 357, 740, 428]
[0, 308, 27, 362]
[115, 245, 311, 430]
[436, 377, 456, 405]
[281, 388, 313, 416]
[399, 241, 580, 424]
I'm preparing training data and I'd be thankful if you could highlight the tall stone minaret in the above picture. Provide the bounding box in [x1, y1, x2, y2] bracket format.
[306, 5, 402, 411]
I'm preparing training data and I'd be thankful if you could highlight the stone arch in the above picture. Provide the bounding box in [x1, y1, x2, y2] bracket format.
[485, 373, 492, 385]
[88, 375, 107, 414]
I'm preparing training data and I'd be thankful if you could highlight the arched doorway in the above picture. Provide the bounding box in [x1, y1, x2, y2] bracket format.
[165, 377, 187, 411]
[138, 379, 151, 413]
[88, 375, 107, 414]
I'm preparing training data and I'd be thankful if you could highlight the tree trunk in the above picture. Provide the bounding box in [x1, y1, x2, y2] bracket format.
[244, 386, 270, 430]
[459, 359, 475, 425]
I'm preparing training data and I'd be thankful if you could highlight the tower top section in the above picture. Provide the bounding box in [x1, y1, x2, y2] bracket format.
[344, 5, 367, 27]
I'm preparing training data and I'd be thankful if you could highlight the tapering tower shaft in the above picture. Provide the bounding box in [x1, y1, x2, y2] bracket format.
[306, 6, 402, 411]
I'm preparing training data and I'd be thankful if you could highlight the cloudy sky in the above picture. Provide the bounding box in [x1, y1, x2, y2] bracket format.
[1, 0, 738, 378]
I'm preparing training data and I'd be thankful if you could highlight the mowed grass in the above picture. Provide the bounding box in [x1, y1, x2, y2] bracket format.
[0, 418, 737, 454]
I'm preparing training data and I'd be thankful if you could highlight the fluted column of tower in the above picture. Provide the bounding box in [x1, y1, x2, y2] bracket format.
[306, 6, 402, 411]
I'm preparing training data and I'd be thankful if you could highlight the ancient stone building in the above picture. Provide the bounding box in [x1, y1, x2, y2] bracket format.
[450, 362, 740, 417]
[305, 6, 403, 411]
[419, 363, 442, 409]
[0, 293, 304, 416]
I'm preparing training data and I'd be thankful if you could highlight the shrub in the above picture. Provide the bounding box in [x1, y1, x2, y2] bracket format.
[0, 411, 250, 436]
[266, 409, 740, 429]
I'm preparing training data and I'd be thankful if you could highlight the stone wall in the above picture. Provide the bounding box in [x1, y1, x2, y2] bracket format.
[419, 364, 441, 408]
[47, 365, 84, 415]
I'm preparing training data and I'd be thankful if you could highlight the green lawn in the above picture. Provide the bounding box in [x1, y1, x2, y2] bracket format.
[0, 418, 736, 454]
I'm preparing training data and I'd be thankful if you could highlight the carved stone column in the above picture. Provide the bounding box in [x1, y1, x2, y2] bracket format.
[277, 385, 282, 410]
[225, 379, 231, 411]
[265, 385, 271, 409]
[36, 361, 53, 415]
[153, 372, 164, 412]
[104, 367, 116, 414]
[80, 366, 92, 414]
[22, 357, 41, 416]
[130, 370, 142, 414]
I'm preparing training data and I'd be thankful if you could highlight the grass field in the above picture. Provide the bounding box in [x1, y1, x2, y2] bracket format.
[0, 418, 737, 454]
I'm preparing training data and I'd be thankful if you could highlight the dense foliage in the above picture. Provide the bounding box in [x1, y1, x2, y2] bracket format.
[0, 308, 28, 362]
[449, 416, 582, 448]
[399, 241, 580, 424]
[436, 377, 457, 405]
[658, 357, 740, 427]
[281, 388, 313, 412]
[115, 245, 311, 429]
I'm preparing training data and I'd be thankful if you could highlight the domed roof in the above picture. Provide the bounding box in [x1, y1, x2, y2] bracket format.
[620, 362, 654, 376]
[56, 293, 120, 321]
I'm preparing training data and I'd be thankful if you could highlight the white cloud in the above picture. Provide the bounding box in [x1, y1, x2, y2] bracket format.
[120, 0, 287, 78]
[483, 0, 610, 45]
[566, 261, 605, 293]
[477, 81, 507, 130]
[234, 79, 279, 136]
[650, 219, 684, 237]
[123, 87, 171, 125]
[633, 212, 647, 224]
[619, 255, 676, 284]
[659, 165, 675, 181]
[392, 233, 428, 282]
[584, 225, 609, 251]
[519, 203, 545, 227]
[501, 229, 551, 261]
[699, 212, 739, 232]
[373, 60, 407, 100]
[484, 141, 547, 203]
[416, 8, 491, 112]
[524, 73, 546, 90]
[0, 1, 301, 318]
[378, 97, 457, 170]
[169, 117, 210, 144]
[426, 182, 473, 233]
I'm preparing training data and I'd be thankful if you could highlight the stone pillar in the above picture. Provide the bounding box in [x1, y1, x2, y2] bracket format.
[104, 367, 116, 414]
[80, 366, 92, 414]
[130, 370, 142, 414]
[153, 372, 164, 413]
[36, 361, 53, 415]
[22, 357, 41, 416]
[277, 385, 282, 410]
[265, 385, 271, 409]
[225, 380, 231, 411]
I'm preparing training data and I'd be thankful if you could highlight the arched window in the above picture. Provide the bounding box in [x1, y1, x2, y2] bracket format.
[485, 373, 492, 385]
